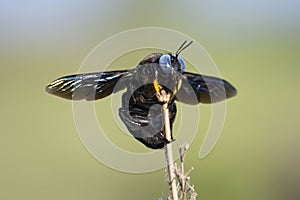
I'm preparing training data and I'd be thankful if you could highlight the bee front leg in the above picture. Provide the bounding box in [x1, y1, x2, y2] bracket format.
[156, 89, 171, 104]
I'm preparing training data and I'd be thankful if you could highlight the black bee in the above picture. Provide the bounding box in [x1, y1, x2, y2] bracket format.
[45, 41, 237, 149]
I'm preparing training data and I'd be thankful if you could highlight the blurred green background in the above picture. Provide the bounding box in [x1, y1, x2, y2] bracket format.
[1, 1, 300, 199]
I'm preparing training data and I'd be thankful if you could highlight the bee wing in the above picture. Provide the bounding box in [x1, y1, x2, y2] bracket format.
[45, 70, 131, 100]
[176, 72, 237, 104]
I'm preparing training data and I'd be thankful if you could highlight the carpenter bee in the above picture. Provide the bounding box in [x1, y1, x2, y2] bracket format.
[45, 41, 237, 149]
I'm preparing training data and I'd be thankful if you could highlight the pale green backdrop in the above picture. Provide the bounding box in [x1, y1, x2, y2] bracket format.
[1, 1, 300, 200]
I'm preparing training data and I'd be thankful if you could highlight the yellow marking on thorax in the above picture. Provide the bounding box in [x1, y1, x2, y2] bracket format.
[153, 78, 163, 93]
[173, 79, 182, 94]
[154, 78, 182, 96]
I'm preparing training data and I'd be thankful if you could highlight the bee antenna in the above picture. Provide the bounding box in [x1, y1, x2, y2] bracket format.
[176, 40, 193, 55]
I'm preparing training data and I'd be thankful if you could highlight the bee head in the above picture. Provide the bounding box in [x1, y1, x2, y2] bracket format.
[158, 40, 193, 75]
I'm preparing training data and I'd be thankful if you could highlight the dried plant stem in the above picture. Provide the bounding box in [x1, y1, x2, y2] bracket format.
[175, 144, 197, 200]
[162, 102, 178, 200]
[180, 149, 187, 200]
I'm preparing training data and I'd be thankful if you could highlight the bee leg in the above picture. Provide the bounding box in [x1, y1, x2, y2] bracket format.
[156, 89, 171, 104]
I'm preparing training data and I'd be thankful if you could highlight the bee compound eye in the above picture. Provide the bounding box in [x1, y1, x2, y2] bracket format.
[177, 56, 186, 71]
[159, 54, 171, 66]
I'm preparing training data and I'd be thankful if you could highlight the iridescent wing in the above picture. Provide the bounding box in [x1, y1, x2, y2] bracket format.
[176, 71, 237, 104]
[45, 70, 131, 100]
